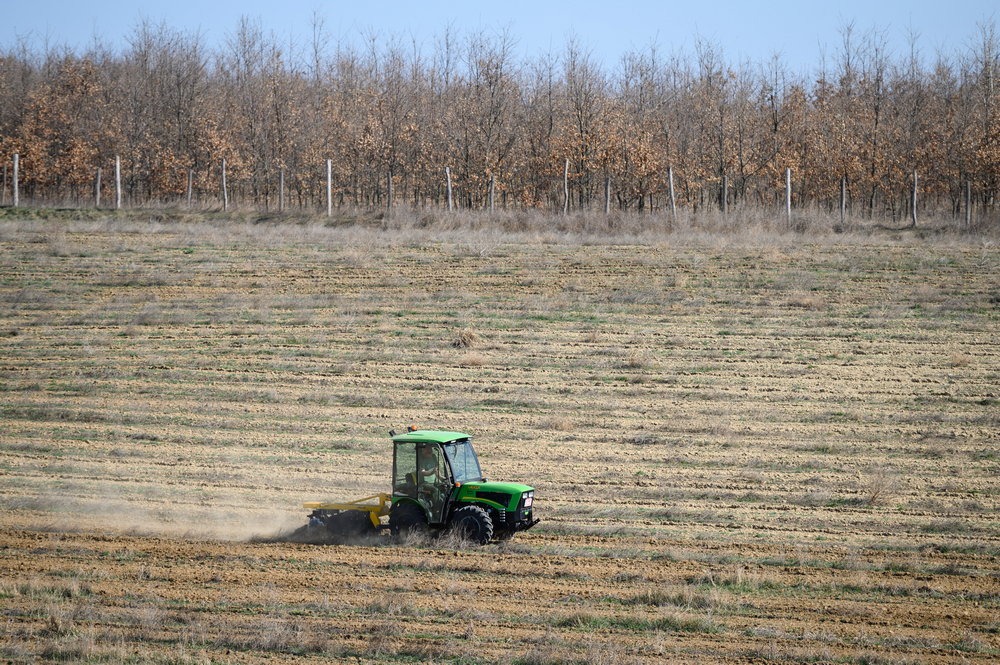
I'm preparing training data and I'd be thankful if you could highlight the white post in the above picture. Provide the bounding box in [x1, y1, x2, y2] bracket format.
[13, 154, 19, 208]
[326, 159, 332, 217]
[840, 176, 846, 223]
[445, 166, 453, 211]
[279, 168, 285, 212]
[95, 167, 102, 208]
[562, 158, 569, 215]
[604, 174, 611, 215]
[221, 159, 228, 212]
[785, 168, 792, 225]
[965, 180, 971, 227]
[187, 169, 193, 208]
[668, 166, 677, 223]
[115, 155, 121, 209]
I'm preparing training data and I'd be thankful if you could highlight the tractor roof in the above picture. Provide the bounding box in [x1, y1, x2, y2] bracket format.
[391, 430, 470, 444]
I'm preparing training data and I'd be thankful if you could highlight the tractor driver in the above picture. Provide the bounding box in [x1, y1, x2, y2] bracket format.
[416, 445, 445, 513]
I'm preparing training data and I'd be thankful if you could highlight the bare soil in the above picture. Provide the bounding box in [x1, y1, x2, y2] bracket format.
[0, 219, 997, 664]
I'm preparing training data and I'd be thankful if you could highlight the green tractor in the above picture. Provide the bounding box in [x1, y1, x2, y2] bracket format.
[303, 429, 538, 545]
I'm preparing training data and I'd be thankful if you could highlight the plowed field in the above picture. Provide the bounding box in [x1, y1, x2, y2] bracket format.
[1, 218, 998, 664]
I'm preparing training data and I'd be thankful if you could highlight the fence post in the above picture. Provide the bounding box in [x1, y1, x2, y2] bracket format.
[95, 167, 102, 208]
[221, 159, 228, 212]
[602, 174, 610, 215]
[965, 180, 972, 228]
[910, 170, 917, 228]
[840, 176, 847, 223]
[279, 168, 285, 212]
[13, 154, 19, 208]
[326, 159, 332, 217]
[115, 155, 121, 209]
[668, 166, 677, 224]
[785, 168, 792, 226]
[446, 167, 453, 211]
[562, 158, 569, 215]
[187, 169, 193, 208]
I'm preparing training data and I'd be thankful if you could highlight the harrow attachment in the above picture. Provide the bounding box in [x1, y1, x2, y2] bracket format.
[299, 494, 391, 544]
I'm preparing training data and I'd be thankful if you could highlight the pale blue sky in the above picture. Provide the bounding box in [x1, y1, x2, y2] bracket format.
[3, 1, 996, 74]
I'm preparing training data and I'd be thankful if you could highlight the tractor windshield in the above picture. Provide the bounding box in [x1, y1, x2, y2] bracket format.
[442, 440, 483, 483]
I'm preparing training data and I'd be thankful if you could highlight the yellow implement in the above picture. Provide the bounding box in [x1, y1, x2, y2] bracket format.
[303, 493, 391, 528]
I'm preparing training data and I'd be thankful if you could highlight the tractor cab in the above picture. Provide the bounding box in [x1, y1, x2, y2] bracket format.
[392, 430, 481, 523]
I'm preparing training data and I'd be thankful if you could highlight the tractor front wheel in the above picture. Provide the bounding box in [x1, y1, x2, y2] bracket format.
[449, 505, 494, 545]
[389, 502, 427, 541]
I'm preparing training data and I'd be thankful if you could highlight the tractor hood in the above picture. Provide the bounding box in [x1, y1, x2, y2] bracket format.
[459, 481, 533, 494]
[454, 480, 534, 512]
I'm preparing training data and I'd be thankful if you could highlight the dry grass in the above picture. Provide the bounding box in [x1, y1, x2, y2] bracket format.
[453, 327, 481, 348]
[858, 468, 901, 507]
[948, 353, 972, 368]
[537, 415, 575, 432]
[784, 291, 827, 310]
[620, 349, 655, 369]
[455, 351, 488, 366]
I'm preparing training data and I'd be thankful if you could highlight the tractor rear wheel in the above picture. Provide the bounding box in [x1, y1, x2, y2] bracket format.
[449, 505, 494, 545]
[389, 502, 427, 541]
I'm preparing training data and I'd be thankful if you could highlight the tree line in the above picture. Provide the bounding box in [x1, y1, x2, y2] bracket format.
[0, 18, 998, 221]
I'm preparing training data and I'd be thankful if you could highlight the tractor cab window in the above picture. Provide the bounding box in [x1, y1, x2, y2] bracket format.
[392, 442, 418, 496]
[417, 444, 446, 484]
[443, 440, 483, 483]
[393, 442, 449, 518]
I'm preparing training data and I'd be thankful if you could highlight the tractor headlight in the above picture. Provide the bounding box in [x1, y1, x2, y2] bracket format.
[522, 491, 534, 508]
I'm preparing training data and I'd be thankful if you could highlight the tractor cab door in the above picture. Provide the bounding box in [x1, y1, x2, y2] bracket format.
[392, 441, 451, 524]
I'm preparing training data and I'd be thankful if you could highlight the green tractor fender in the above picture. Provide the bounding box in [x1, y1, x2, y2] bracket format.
[390, 496, 428, 517]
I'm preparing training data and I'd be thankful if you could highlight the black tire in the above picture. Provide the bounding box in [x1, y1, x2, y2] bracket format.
[449, 505, 494, 545]
[389, 502, 428, 541]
